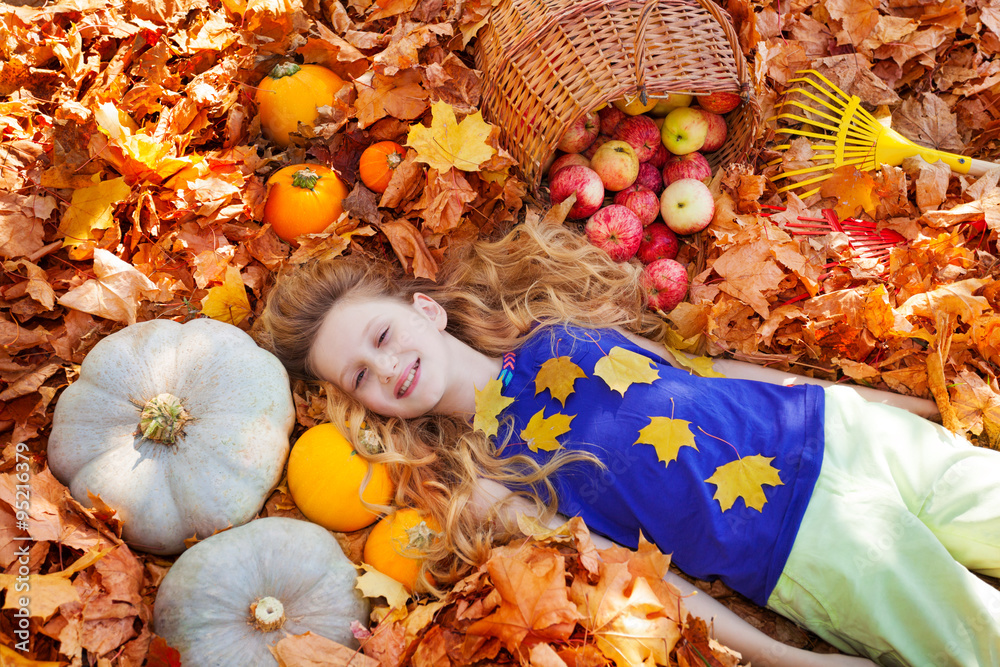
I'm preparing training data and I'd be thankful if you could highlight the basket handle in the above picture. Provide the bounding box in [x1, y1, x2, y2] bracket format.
[689, 0, 749, 88]
[633, 0, 749, 97]
[632, 0, 657, 103]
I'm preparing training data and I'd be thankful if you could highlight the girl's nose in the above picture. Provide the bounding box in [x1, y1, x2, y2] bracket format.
[375, 354, 398, 383]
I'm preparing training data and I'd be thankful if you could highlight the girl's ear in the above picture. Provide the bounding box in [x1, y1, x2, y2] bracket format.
[412, 293, 447, 331]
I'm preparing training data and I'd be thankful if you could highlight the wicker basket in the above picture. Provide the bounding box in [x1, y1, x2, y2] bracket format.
[473, 0, 760, 195]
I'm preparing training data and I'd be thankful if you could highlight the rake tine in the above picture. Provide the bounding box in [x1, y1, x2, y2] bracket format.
[789, 70, 853, 106]
[789, 74, 891, 141]
[775, 87, 856, 123]
[772, 156, 870, 180]
[773, 116, 842, 137]
[775, 182, 824, 199]
[772, 98, 850, 128]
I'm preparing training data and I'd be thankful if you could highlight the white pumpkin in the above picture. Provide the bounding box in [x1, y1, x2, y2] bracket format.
[154, 517, 370, 665]
[48, 318, 295, 555]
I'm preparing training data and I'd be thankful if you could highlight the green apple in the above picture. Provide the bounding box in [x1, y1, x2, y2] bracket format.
[660, 107, 709, 155]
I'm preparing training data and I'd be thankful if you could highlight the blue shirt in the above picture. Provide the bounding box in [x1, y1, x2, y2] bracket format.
[495, 323, 825, 605]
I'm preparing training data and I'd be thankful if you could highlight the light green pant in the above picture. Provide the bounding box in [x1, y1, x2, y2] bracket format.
[768, 386, 1000, 667]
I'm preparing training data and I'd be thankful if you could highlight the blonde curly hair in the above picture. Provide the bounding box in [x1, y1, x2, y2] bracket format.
[253, 219, 668, 592]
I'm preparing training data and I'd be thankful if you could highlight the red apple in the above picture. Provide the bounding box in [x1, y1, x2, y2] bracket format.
[613, 115, 661, 162]
[645, 142, 670, 170]
[583, 134, 613, 159]
[635, 162, 664, 194]
[662, 152, 712, 185]
[549, 153, 591, 178]
[598, 105, 626, 135]
[585, 205, 643, 261]
[590, 140, 640, 191]
[660, 178, 715, 235]
[698, 91, 741, 114]
[613, 187, 660, 226]
[698, 109, 728, 152]
[637, 222, 679, 264]
[557, 110, 600, 153]
[642, 258, 689, 311]
[550, 165, 606, 220]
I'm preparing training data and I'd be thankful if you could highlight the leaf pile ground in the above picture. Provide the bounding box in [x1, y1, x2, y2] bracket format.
[3, 0, 1000, 663]
[360, 518, 742, 667]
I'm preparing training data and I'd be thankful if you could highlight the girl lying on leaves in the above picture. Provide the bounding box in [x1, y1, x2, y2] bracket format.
[254, 219, 1000, 667]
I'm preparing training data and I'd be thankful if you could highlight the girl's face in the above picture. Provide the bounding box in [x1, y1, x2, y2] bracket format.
[310, 294, 455, 419]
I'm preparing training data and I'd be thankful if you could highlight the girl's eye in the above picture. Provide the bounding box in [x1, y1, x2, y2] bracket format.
[377, 328, 388, 346]
[355, 368, 366, 389]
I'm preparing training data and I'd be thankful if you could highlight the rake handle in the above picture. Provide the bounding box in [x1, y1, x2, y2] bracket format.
[969, 158, 998, 178]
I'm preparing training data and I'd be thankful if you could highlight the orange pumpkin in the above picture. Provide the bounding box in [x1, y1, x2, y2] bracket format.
[358, 141, 406, 193]
[286, 423, 394, 533]
[262, 164, 348, 242]
[255, 62, 347, 148]
[363, 508, 441, 592]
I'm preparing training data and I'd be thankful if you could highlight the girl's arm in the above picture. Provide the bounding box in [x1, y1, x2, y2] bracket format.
[470, 478, 875, 667]
[617, 328, 939, 419]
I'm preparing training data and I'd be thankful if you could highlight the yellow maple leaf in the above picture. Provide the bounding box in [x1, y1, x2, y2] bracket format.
[520, 409, 574, 452]
[634, 417, 698, 466]
[535, 356, 587, 406]
[594, 346, 660, 396]
[355, 563, 411, 610]
[951, 369, 1000, 446]
[407, 101, 496, 173]
[473, 378, 515, 438]
[664, 346, 724, 378]
[58, 175, 131, 252]
[200, 265, 252, 326]
[94, 102, 187, 181]
[705, 455, 784, 512]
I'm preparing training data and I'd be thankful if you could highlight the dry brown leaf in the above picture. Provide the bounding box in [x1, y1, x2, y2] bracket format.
[271, 632, 379, 667]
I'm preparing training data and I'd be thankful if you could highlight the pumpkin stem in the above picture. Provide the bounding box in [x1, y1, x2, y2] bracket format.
[250, 596, 286, 632]
[405, 520, 439, 553]
[138, 393, 192, 445]
[291, 168, 322, 190]
[386, 151, 404, 170]
[268, 62, 302, 79]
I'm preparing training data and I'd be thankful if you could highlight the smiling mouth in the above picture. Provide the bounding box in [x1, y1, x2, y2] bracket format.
[396, 359, 419, 398]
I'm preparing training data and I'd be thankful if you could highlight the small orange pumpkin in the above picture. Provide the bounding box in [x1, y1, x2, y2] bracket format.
[261, 164, 348, 242]
[363, 508, 441, 592]
[358, 141, 406, 194]
[255, 62, 347, 148]
[286, 423, 394, 533]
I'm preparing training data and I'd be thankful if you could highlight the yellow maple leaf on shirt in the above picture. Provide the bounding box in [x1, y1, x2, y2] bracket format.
[520, 409, 574, 452]
[407, 101, 496, 173]
[705, 455, 784, 512]
[534, 356, 587, 406]
[473, 378, 515, 438]
[594, 346, 660, 396]
[634, 417, 698, 466]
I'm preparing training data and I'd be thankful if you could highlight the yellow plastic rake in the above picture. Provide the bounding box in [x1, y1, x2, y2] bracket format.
[768, 70, 995, 198]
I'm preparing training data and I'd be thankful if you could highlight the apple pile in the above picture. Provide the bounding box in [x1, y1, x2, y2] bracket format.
[547, 90, 740, 312]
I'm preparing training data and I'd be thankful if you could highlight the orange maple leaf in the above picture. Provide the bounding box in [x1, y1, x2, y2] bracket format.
[571, 560, 681, 666]
[465, 551, 580, 650]
[534, 356, 587, 406]
[819, 165, 880, 220]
